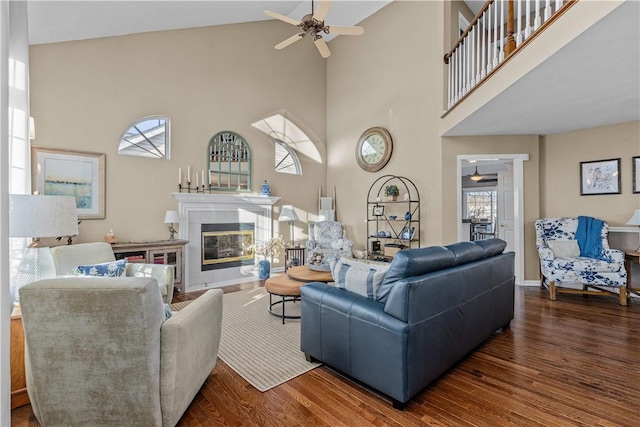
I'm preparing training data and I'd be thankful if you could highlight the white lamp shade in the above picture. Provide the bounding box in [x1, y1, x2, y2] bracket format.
[626, 209, 640, 226]
[9, 195, 78, 238]
[164, 210, 179, 224]
[278, 205, 299, 222]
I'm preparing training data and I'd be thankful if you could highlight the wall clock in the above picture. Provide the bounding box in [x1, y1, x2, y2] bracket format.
[355, 127, 393, 172]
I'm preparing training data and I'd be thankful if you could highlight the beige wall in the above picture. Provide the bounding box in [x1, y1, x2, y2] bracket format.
[326, 1, 445, 253]
[29, 21, 328, 260]
[540, 121, 640, 226]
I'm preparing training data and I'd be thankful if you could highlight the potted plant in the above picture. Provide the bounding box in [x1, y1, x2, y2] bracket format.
[249, 236, 285, 279]
[384, 184, 400, 201]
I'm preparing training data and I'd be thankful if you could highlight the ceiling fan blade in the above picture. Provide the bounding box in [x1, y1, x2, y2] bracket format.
[313, 36, 331, 58]
[313, 0, 333, 22]
[275, 33, 305, 50]
[265, 10, 301, 27]
[326, 25, 364, 36]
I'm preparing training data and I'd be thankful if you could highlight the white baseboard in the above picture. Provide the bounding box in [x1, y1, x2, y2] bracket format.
[519, 280, 540, 287]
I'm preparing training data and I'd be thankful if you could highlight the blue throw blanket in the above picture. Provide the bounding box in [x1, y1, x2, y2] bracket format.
[576, 216, 604, 259]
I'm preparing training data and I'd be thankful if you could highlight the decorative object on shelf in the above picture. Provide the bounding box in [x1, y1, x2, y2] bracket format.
[278, 205, 299, 246]
[164, 210, 179, 240]
[207, 131, 251, 191]
[401, 226, 416, 240]
[389, 215, 397, 220]
[9, 194, 79, 304]
[384, 185, 399, 201]
[261, 180, 271, 196]
[31, 146, 106, 219]
[104, 229, 117, 244]
[404, 211, 412, 221]
[356, 127, 393, 172]
[579, 158, 621, 195]
[265, 0, 364, 59]
[372, 205, 384, 216]
[626, 209, 640, 252]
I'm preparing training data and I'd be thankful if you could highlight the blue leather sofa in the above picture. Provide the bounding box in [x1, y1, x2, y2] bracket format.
[300, 239, 515, 408]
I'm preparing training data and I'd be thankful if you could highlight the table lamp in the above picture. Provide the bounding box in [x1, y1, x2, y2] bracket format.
[164, 210, 179, 240]
[10, 194, 79, 301]
[626, 209, 640, 252]
[278, 205, 299, 247]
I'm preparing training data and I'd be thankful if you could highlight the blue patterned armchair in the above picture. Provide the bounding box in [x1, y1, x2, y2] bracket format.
[306, 221, 353, 270]
[535, 217, 627, 305]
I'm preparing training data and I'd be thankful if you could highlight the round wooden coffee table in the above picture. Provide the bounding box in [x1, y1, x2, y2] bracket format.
[264, 266, 334, 323]
[286, 265, 333, 283]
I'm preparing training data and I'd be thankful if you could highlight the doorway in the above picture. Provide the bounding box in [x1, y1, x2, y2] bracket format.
[457, 154, 528, 285]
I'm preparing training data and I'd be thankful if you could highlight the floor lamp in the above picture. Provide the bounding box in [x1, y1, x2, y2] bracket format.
[10, 195, 79, 305]
[278, 205, 299, 247]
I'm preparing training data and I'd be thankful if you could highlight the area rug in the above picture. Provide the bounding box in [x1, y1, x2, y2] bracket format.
[217, 287, 321, 392]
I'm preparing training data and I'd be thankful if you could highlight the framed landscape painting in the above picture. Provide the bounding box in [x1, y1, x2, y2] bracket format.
[579, 158, 621, 196]
[31, 146, 106, 219]
[634, 156, 640, 194]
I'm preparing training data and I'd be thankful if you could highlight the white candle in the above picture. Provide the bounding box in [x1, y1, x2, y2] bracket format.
[202, 170, 205, 187]
[196, 173, 199, 187]
[178, 168, 182, 185]
[187, 165, 191, 183]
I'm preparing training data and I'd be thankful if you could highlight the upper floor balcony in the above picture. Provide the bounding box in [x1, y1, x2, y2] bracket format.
[440, 0, 639, 137]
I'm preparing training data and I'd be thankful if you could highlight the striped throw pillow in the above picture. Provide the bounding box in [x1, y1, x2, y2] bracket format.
[329, 259, 389, 299]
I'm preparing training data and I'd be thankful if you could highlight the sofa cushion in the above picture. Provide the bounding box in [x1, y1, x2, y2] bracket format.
[329, 258, 389, 299]
[444, 241, 485, 265]
[75, 259, 127, 277]
[474, 238, 507, 258]
[377, 246, 456, 303]
[547, 240, 580, 258]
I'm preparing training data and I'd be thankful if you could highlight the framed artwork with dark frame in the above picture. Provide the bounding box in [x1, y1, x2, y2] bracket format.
[579, 158, 621, 196]
[372, 204, 384, 216]
[31, 146, 106, 219]
[633, 156, 640, 194]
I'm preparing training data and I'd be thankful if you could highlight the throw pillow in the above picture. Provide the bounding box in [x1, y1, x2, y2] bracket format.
[329, 258, 389, 299]
[75, 259, 127, 277]
[547, 240, 580, 258]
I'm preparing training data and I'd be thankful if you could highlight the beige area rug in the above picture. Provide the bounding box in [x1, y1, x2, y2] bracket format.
[217, 287, 321, 392]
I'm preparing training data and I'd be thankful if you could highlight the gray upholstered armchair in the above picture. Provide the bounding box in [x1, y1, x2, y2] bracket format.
[305, 221, 353, 269]
[50, 242, 175, 303]
[19, 276, 223, 427]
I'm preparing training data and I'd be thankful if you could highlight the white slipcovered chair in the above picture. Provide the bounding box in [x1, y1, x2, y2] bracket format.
[50, 242, 175, 303]
[19, 276, 223, 426]
[305, 221, 353, 270]
[535, 216, 627, 305]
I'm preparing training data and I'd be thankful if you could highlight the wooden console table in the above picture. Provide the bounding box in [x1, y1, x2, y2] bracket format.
[11, 305, 29, 409]
[112, 239, 188, 292]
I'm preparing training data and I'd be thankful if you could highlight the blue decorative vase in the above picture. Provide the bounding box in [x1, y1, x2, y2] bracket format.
[260, 180, 270, 196]
[258, 259, 271, 279]
[404, 211, 412, 221]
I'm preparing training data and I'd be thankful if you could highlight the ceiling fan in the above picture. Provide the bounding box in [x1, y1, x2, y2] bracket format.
[265, 0, 364, 58]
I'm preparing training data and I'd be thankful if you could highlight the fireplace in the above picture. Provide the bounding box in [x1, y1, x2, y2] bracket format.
[201, 223, 254, 270]
[172, 192, 280, 292]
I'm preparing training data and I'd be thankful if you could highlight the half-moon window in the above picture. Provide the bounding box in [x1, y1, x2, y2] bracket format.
[275, 140, 301, 175]
[118, 116, 170, 159]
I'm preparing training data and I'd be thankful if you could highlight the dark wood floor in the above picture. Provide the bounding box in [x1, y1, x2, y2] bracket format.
[12, 283, 640, 426]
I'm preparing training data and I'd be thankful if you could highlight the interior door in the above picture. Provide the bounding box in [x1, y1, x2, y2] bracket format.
[497, 169, 515, 252]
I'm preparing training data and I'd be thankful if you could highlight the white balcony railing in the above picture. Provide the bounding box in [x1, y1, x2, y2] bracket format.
[444, 0, 575, 111]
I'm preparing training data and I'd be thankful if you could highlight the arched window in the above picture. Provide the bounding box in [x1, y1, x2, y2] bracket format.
[275, 140, 302, 175]
[118, 116, 170, 159]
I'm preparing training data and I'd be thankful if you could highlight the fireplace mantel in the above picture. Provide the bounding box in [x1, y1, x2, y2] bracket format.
[172, 192, 281, 292]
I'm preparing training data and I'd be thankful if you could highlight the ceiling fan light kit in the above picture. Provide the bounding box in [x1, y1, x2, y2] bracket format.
[470, 166, 483, 181]
[265, 0, 364, 58]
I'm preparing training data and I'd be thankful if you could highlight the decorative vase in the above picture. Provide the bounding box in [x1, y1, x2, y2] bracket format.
[258, 259, 271, 279]
[404, 212, 412, 221]
[260, 180, 270, 196]
[104, 229, 117, 243]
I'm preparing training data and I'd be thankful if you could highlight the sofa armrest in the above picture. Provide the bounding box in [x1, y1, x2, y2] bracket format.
[537, 246, 554, 262]
[159, 289, 223, 427]
[602, 248, 624, 264]
[125, 263, 174, 304]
